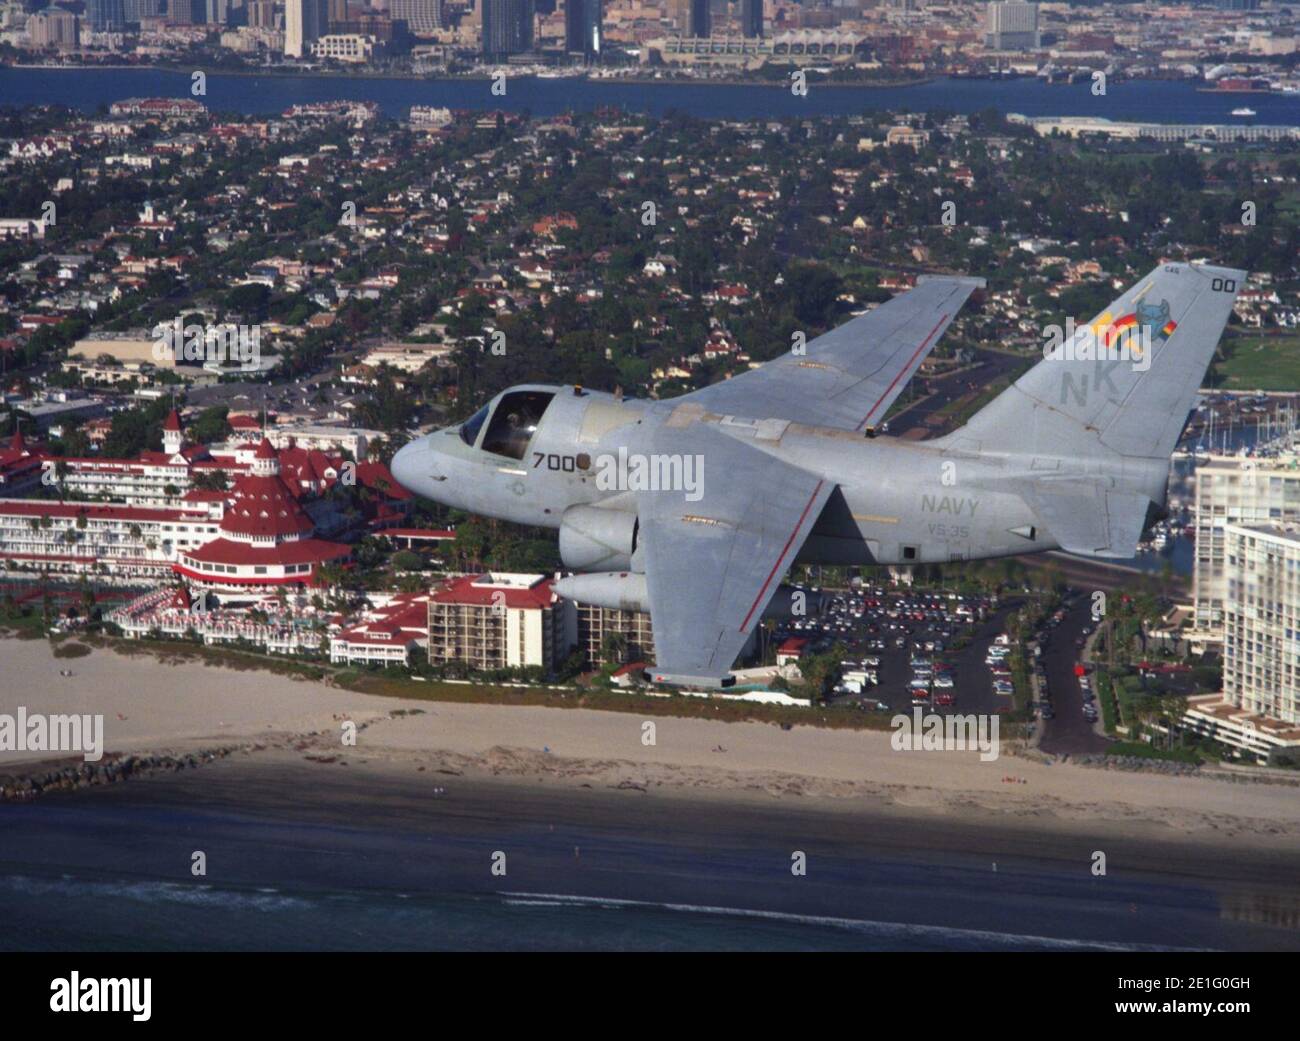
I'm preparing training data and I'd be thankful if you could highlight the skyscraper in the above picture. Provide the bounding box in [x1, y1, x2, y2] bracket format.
[391, 0, 442, 33]
[122, 0, 163, 23]
[285, 0, 328, 55]
[247, 0, 277, 27]
[166, 0, 202, 24]
[85, 0, 126, 31]
[739, 0, 761, 38]
[1191, 455, 1300, 634]
[28, 7, 80, 48]
[685, 0, 708, 38]
[481, 0, 533, 56]
[984, 1, 1039, 50]
[564, 0, 600, 59]
[1222, 524, 1300, 725]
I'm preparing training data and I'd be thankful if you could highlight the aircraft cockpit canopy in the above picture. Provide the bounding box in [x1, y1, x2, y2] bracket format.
[462, 389, 556, 460]
[459, 403, 490, 448]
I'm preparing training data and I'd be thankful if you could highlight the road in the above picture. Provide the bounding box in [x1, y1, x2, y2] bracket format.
[1037, 598, 1111, 757]
[888, 348, 1026, 439]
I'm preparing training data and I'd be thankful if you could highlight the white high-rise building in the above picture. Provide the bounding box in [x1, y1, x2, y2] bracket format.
[390, 0, 442, 33]
[1191, 454, 1300, 636]
[1222, 524, 1300, 724]
[285, 0, 327, 57]
[1179, 523, 1300, 763]
[984, 1, 1039, 50]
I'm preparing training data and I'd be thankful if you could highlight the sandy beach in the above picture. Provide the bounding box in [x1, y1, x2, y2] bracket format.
[3, 638, 1299, 848]
[5, 636, 1300, 950]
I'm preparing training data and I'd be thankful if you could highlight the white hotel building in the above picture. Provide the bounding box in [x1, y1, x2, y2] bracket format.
[1190, 454, 1300, 640]
[1222, 524, 1300, 725]
[0, 498, 220, 580]
[1182, 523, 1300, 762]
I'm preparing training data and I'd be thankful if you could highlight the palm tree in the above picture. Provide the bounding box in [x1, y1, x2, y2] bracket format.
[600, 631, 628, 666]
[1160, 693, 1188, 751]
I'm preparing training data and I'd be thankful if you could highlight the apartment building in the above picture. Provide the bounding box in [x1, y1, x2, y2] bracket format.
[1222, 524, 1300, 724]
[576, 602, 654, 668]
[1190, 454, 1300, 639]
[427, 573, 575, 673]
[1180, 523, 1300, 762]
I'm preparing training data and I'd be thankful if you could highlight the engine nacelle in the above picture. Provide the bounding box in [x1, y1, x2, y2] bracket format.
[552, 572, 648, 613]
[559, 505, 639, 572]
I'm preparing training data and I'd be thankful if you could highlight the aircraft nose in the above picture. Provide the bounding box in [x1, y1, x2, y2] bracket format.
[390, 438, 429, 495]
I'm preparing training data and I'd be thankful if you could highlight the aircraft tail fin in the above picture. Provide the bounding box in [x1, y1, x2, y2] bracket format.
[953, 261, 1244, 463]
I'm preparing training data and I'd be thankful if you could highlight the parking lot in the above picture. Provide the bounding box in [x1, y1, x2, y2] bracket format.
[776, 585, 1027, 718]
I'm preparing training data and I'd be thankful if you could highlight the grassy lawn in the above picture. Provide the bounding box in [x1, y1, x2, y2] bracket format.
[1104, 740, 1203, 764]
[340, 671, 910, 731]
[0, 613, 49, 639]
[1095, 669, 1118, 734]
[1212, 332, 1300, 391]
[64, 631, 927, 733]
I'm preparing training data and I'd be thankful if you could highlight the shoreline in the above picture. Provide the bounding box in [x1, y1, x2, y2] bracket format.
[4, 65, 1296, 128]
[10, 747, 1300, 948]
[3, 62, 934, 90]
[2, 637, 1298, 851]
[5, 636, 1300, 949]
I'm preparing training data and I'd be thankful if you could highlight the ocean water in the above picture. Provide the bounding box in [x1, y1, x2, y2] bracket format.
[0, 872, 1187, 952]
[3, 780, 1289, 952]
[2, 68, 1299, 124]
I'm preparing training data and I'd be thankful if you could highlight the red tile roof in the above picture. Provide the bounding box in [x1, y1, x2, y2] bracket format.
[432, 573, 555, 610]
[355, 459, 412, 499]
[220, 470, 315, 539]
[180, 537, 350, 567]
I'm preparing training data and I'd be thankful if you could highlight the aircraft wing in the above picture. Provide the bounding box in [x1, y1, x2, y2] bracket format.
[638, 424, 833, 687]
[677, 275, 984, 432]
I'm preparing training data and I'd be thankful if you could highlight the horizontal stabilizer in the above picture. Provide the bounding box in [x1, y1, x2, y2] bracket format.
[676, 274, 982, 432]
[1023, 484, 1151, 559]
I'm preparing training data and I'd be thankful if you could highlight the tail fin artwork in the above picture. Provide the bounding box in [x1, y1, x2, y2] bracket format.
[941, 262, 1245, 558]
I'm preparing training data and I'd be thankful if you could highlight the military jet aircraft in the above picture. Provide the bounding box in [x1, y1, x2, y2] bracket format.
[392, 262, 1243, 687]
